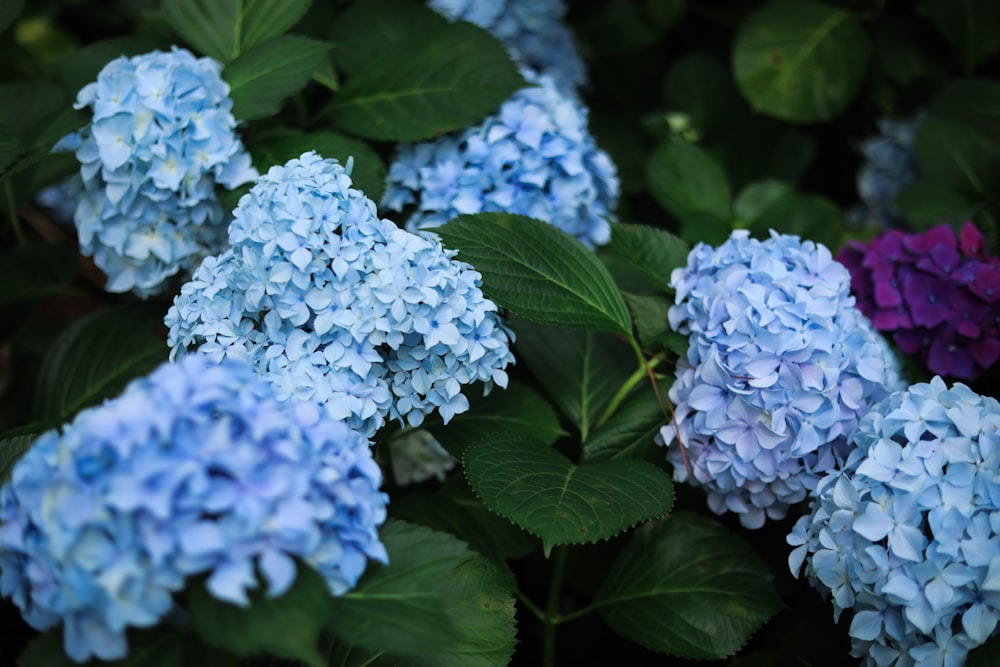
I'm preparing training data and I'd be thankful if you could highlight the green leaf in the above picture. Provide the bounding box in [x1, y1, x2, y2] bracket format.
[610, 224, 690, 292]
[55, 36, 165, 92]
[0, 242, 77, 307]
[732, 0, 871, 123]
[924, 0, 1000, 70]
[187, 565, 331, 667]
[622, 292, 671, 350]
[249, 128, 386, 200]
[0, 433, 37, 485]
[437, 213, 632, 334]
[390, 476, 537, 563]
[224, 35, 332, 120]
[646, 140, 731, 243]
[329, 0, 450, 76]
[0, 82, 67, 138]
[426, 381, 566, 458]
[326, 521, 464, 654]
[161, 0, 312, 63]
[33, 304, 168, 423]
[595, 512, 782, 659]
[0, 0, 23, 35]
[930, 78, 1000, 145]
[511, 318, 634, 438]
[735, 180, 844, 250]
[583, 385, 669, 463]
[327, 22, 524, 142]
[915, 115, 1000, 201]
[464, 435, 674, 548]
[661, 51, 743, 141]
[895, 180, 981, 229]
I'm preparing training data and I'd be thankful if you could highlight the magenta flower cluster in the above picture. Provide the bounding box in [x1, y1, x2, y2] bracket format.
[837, 222, 1000, 381]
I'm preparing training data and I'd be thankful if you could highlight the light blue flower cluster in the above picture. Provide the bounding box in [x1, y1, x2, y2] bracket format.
[0, 354, 388, 663]
[788, 378, 1000, 666]
[68, 46, 257, 296]
[854, 114, 922, 229]
[659, 230, 903, 529]
[167, 152, 515, 439]
[382, 71, 619, 249]
[428, 0, 586, 92]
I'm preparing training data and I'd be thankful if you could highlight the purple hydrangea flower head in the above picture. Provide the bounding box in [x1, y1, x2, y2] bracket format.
[0, 354, 388, 663]
[428, 0, 585, 92]
[67, 46, 257, 297]
[837, 222, 1000, 380]
[382, 70, 619, 249]
[788, 377, 1000, 666]
[166, 152, 515, 438]
[853, 114, 922, 229]
[659, 230, 904, 529]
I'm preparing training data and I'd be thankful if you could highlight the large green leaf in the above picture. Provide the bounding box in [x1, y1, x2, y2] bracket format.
[622, 292, 672, 351]
[732, 1, 870, 123]
[0, 0, 23, 35]
[925, 0, 1000, 70]
[437, 213, 632, 334]
[915, 115, 1000, 202]
[511, 318, 634, 439]
[464, 435, 674, 550]
[327, 22, 524, 142]
[0, 82, 67, 138]
[55, 36, 165, 92]
[390, 476, 537, 564]
[609, 224, 690, 292]
[583, 385, 669, 463]
[0, 242, 77, 307]
[896, 180, 981, 229]
[930, 78, 1000, 145]
[33, 304, 168, 423]
[187, 565, 331, 667]
[595, 513, 782, 659]
[329, 0, 450, 76]
[224, 35, 332, 120]
[0, 433, 37, 485]
[426, 381, 565, 458]
[646, 140, 731, 245]
[249, 128, 386, 200]
[161, 0, 312, 63]
[734, 180, 845, 249]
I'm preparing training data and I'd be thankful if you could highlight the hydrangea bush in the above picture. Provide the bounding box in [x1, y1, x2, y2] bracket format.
[61, 47, 257, 297]
[167, 152, 514, 438]
[788, 377, 1000, 666]
[0, 354, 387, 662]
[660, 230, 904, 528]
[837, 222, 1000, 380]
[3, 1, 1000, 666]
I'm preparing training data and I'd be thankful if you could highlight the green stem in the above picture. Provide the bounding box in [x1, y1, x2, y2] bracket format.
[515, 589, 547, 623]
[552, 603, 596, 626]
[592, 338, 660, 431]
[4, 180, 26, 243]
[542, 547, 569, 667]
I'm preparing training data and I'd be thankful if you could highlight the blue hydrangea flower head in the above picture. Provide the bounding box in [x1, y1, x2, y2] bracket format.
[166, 151, 515, 439]
[788, 377, 1000, 666]
[854, 114, 922, 229]
[68, 46, 257, 297]
[382, 70, 619, 249]
[658, 230, 905, 529]
[0, 353, 388, 663]
[428, 0, 586, 92]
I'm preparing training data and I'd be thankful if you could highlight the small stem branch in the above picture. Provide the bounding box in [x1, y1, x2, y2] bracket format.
[542, 547, 569, 667]
[552, 603, 596, 626]
[515, 589, 546, 623]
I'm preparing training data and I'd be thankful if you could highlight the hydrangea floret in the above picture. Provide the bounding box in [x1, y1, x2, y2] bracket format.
[428, 0, 586, 92]
[389, 429, 457, 486]
[382, 70, 619, 249]
[658, 230, 904, 529]
[837, 221, 1000, 380]
[67, 46, 257, 296]
[166, 151, 514, 439]
[0, 354, 388, 663]
[854, 114, 921, 229]
[788, 377, 1000, 666]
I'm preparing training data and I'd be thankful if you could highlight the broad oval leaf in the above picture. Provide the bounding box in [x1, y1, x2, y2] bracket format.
[249, 128, 386, 201]
[609, 223, 690, 292]
[327, 22, 524, 142]
[463, 435, 674, 548]
[0, 242, 77, 307]
[329, 0, 450, 76]
[33, 304, 168, 423]
[925, 0, 1000, 70]
[732, 1, 870, 123]
[595, 512, 782, 659]
[426, 380, 566, 458]
[646, 141, 731, 244]
[510, 318, 634, 438]
[224, 35, 332, 120]
[437, 213, 632, 334]
[583, 385, 669, 463]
